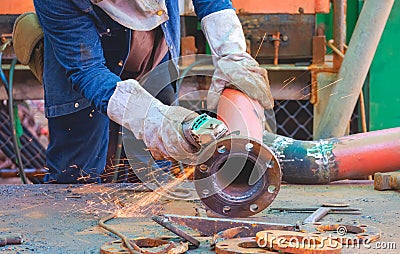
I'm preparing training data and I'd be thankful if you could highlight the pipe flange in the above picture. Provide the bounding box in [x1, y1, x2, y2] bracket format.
[301, 222, 381, 245]
[215, 237, 275, 254]
[255, 230, 342, 253]
[194, 135, 282, 217]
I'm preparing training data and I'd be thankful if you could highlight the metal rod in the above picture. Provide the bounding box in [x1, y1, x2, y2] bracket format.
[315, 0, 394, 139]
[333, 0, 347, 68]
[327, 40, 345, 58]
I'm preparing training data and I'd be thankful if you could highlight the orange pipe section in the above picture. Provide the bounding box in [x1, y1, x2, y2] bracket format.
[217, 89, 400, 183]
[217, 89, 264, 141]
[232, 0, 330, 14]
[334, 128, 400, 179]
[0, 0, 35, 14]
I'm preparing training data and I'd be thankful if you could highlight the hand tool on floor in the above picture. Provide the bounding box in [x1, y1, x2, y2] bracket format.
[374, 172, 400, 191]
[303, 203, 360, 224]
[152, 215, 201, 247]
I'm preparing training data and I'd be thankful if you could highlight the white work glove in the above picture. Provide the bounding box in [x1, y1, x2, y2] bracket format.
[107, 79, 199, 163]
[201, 9, 274, 110]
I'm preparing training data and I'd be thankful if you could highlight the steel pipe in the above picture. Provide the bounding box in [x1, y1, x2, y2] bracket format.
[315, 0, 394, 139]
[264, 128, 400, 184]
[194, 89, 281, 217]
[217, 89, 400, 184]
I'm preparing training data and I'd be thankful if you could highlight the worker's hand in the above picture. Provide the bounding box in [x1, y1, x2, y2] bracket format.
[107, 79, 199, 163]
[201, 9, 274, 110]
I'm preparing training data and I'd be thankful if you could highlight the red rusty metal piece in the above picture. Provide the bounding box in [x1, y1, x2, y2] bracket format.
[232, 0, 330, 14]
[272, 32, 281, 66]
[159, 214, 297, 237]
[256, 230, 342, 253]
[0, 235, 23, 246]
[215, 237, 275, 254]
[301, 223, 381, 245]
[211, 226, 252, 248]
[374, 172, 400, 191]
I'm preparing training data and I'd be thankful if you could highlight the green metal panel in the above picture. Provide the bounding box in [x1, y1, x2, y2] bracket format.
[369, 0, 400, 130]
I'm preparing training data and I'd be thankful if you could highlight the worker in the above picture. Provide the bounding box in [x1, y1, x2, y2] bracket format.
[32, 0, 274, 183]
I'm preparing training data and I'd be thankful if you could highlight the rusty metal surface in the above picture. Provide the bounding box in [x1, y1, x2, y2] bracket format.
[210, 226, 251, 248]
[312, 36, 326, 65]
[333, 0, 346, 69]
[194, 136, 282, 217]
[301, 222, 381, 245]
[239, 14, 315, 64]
[215, 237, 274, 254]
[256, 230, 342, 253]
[374, 172, 400, 191]
[159, 214, 296, 237]
[0, 235, 23, 247]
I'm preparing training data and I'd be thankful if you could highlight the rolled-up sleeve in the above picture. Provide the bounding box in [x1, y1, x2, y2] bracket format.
[34, 0, 120, 114]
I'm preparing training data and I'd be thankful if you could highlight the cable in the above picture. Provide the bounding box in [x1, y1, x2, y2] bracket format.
[99, 213, 137, 253]
[0, 48, 28, 184]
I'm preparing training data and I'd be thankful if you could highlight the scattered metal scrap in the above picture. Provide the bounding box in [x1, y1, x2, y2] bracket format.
[215, 237, 273, 254]
[303, 203, 360, 224]
[256, 230, 342, 253]
[152, 215, 200, 247]
[301, 222, 381, 245]
[374, 172, 400, 191]
[156, 214, 297, 237]
[210, 226, 251, 249]
[100, 238, 188, 254]
[0, 234, 23, 247]
[149, 212, 382, 253]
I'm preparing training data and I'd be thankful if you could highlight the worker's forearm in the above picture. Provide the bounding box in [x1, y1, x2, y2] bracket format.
[69, 65, 120, 114]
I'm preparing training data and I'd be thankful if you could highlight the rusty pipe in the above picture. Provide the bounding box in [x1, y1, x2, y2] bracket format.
[0, 168, 47, 179]
[217, 89, 400, 184]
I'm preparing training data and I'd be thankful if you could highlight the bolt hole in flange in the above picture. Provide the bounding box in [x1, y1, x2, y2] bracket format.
[194, 136, 282, 217]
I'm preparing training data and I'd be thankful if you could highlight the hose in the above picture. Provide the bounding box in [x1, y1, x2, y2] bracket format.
[0, 48, 28, 184]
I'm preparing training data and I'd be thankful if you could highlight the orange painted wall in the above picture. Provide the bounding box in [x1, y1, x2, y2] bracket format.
[232, 0, 330, 14]
[0, 0, 35, 14]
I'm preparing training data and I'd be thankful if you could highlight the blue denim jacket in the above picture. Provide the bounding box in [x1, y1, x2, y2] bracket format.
[33, 0, 233, 118]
